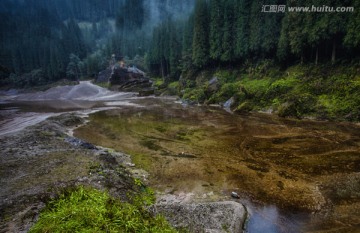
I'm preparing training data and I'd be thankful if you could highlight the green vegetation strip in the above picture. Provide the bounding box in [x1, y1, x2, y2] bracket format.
[29, 185, 178, 233]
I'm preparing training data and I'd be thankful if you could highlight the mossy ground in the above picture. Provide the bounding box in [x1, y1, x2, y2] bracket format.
[179, 62, 360, 121]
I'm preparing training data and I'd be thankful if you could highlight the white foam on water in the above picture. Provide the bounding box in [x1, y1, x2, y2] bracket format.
[12, 81, 136, 102]
[0, 81, 143, 137]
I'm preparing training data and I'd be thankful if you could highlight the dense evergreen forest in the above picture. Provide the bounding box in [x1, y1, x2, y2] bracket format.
[145, 0, 360, 121]
[148, 0, 360, 77]
[0, 0, 194, 87]
[1, 0, 359, 86]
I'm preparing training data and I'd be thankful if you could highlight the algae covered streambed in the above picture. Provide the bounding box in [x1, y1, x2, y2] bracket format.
[75, 97, 360, 233]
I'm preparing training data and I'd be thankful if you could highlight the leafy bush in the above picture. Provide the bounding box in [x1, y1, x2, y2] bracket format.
[209, 82, 241, 103]
[182, 88, 206, 103]
[29, 186, 177, 233]
[278, 92, 316, 118]
[266, 77, 299, 99]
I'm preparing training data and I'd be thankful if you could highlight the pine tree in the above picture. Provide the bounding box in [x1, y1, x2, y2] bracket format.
[248, 0, 264, 57]
[344, 0, 360, 48]
[169, 22, 182, 76]
[209, 0, 223, 60]
[287, 0, 308, 63]
[66, 53, 82, 81]
[221, 0, 235, 62]
[192, 0, 209, 68]
[182, 13, 195, 54]
[234, 0, 251, 59]
[261, 0, 282, 57]
[277, 11, 291, 62]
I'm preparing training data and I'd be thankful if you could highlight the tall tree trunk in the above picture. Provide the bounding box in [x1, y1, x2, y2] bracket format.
[315, 46, 319, 65]
[332, 38, 336, 64]
[160, 59, 165, 79]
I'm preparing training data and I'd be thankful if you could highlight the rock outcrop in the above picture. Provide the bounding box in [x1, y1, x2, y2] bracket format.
[96, 64, 153, 93]
[152, 201, 247, 233]
[109, 66, 153, 92]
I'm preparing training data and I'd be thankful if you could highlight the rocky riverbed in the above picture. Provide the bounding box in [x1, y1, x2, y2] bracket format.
[0, 114, 136, 232]
[0, 113, 247, 233]
[2, 82, 360, 233]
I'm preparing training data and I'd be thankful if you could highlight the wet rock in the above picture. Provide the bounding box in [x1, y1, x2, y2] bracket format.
[152, 201, 246, 233]
[51, 114, 84, 127]
[231, 192, 240, 199]
[109, 65, 152, 92]
[64, 137, 96, 149]
[224, 97, 235, 109]
[207, 77, 220, 93]
[99, 153, 118, 165]
[126, 162, 136, 167]
[110, 78, 153, 92]
[138, 88, 155, 97]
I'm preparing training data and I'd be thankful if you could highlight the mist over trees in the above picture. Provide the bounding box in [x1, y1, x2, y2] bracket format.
[0, 0, 359, 87]
[148, 0, 360, 78]
[0, 0, 195, 87]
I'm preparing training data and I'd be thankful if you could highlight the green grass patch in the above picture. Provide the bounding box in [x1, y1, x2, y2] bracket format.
[29, 186, 178, 233]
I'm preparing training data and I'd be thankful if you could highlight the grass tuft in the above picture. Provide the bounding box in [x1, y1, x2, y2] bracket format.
[29, 186, 178, 233]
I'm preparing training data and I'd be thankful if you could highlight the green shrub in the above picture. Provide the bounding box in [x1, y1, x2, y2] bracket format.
[29, 186, 177, 233]
[182, 88, 206, 103]
[278, 93, 316, 118]
[266, 77, 299, 99]
[166, 81, 180, 95]
[168, 81, 179, 89]
[209, 82, 241, 103]
[213, 70, 237, 83]
[153, 78, 165, 88]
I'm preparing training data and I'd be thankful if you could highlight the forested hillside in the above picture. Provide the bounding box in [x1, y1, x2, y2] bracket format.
[147, 0, 360, 121]
[148, 0, 360, 77]
[0, 0, 194, 87]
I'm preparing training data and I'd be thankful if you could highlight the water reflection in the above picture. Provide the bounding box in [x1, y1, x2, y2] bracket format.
[242, 199, 304, 233]
[248, 205, 283, 233]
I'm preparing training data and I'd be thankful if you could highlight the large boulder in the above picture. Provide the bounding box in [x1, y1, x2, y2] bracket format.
[109, 66, 153, 92]
[152, 201, 247, 233]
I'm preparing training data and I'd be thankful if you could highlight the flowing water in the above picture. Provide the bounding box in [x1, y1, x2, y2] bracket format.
[0, 81, 137, 136]
[1, 82, 359, 232]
